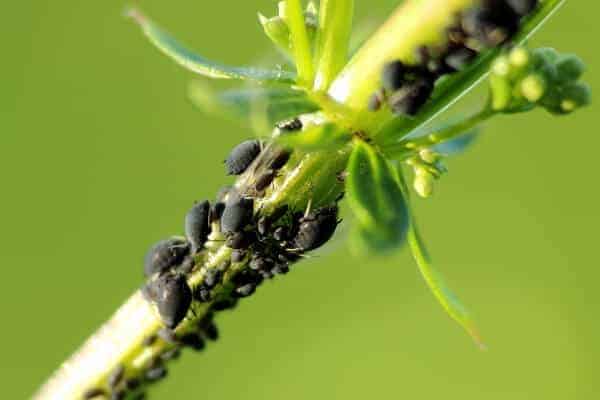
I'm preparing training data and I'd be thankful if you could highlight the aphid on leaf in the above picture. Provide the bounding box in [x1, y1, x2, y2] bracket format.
[234, 283, 256, 298]
[224, 139, 262, 175]
[160, 348, 181, 362]
[155, 273, 192, 329]
[444, 46, 478, 71]
[143, 238, 190, 277]
[292, 205, 340, 252]
[145, 363, 167, 382]
[254, 169, 277, 192]
[388, 78, 434, 116]
[225, 231, 256, 249]
[462, 0, 519, 46]
[220, 193, 254, 235]
[194, 285, 212, 303]
[203, 268, 222, 289]
[180, 333, 205, 351]
[200, 321, 219, 341]
[506, 0, 538, 16]
[276, 117, 302, 132]
[367, 89, 386, 111]
[111, 389, 126, 400]
[272, 263, 290, 275]
[231, 249, 246, 263]
[125, 378, 141, 391]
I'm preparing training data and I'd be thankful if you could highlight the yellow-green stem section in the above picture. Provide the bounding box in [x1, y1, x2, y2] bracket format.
[286, 0, 315, 86]
[328, 0, 477, 111]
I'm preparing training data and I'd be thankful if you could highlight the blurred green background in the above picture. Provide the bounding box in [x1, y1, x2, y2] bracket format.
[1, 1, 596, 399]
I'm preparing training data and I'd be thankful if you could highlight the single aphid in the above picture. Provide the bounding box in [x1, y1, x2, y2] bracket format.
[462, 0, 519, 46]
[157, 328, 179, 345]
[292, 206, 340, 252]
[276, 117, 302, 132]
[145, 363, 167, 382]
[272, 264, 290, 275]
[225, 231, 256, 249]
[234, 283, 256, 298]
[177, 256, 195, 275]
[231, 249, 246, 263]
[224, 139, 262, 175]
[388, 78, 434, 116]
[143, 238, 190, 277]
[273, 226, 288, 242]
[382, 60, 407, 91]
[200, 321, 219, 341]
[203, 268, 222, 289]
[185, 200, 211, 253]
[269, 149, 292, 170]
[155, 274, 192, 329]
[444, 46, 478, 71]
[181, 333, 205, 351]
[254, 169, 277, 192]
[249, 256, 270, 271]
[125, 378, 141, 391]
[220, 193, 254, 235]
[111, 389, 126, 400]
[142, 334, 157, 347]
[367, 89, 386, 111]
[83, 388, 105, 400]
[212, 298, 238, 311]
[159, 348, 181, 362]
[506, 0, 538, 16]
[194, 285, 212, 303]
[107, 365, 125, 389]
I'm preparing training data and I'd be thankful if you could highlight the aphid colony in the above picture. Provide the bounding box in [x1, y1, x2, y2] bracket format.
[84, 122, 341, 399]
[368, 0, 539, 116]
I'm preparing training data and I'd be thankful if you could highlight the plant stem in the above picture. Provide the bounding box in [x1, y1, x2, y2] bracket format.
[285, 0, 315, 86]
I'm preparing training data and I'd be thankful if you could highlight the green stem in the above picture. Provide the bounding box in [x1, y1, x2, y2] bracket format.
[285, 0, 315, 86]
[313, 0, 354, 92]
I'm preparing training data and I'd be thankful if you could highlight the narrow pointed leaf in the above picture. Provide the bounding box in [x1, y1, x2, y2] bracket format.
[284, 0, 314, 85]
[407, 220, 485, 349]
[188, 82, 318, 128]
[258, 13, 292, 58]
[127, 7, 295, 84]
[313, 0, 354, 92]
[346, 141, 409, 251]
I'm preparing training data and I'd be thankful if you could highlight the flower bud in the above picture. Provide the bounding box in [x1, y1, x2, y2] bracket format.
[520, 74, 546, 102]
[555, 54, 585, 83]
[414, 169, 434, 198]
[560, 81, 591, 112]
[258, 14, 291, 54]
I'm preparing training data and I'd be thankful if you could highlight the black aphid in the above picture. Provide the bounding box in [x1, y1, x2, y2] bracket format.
[269, 149, 292, 170]
[225, 231, 256, 249]
[210, 202, 225, 224]
[382, 60, 407, 91]
[254, 170, 277, 192]
[234, 283, 256, 298]
[388, 78, 434, 116]
[462, 0, 519, 46]
[203, 268, 222, 289]
[224, 139, 262, 175]
[178, 256, 195, 275]
[293, 206, 340, 252]
[368, 90, 385, 111]
[194, 285, 212, 303]
[444, 46, 478, 71]
[157, 328, 178, 345]
[107, 365, 125, 389]
[212, 298, 238, 311]
[144, 238, 190, 277]
[142, 334, 157, 347]
[83, 388, 105, 400]
[249, 256, 270, 271]
[125, 378, 141, 391]
[159, 348, 181, 362]
[273, 226, 288, 242]
[276, 117, 302, 132]
[185, 200, 211, 253]
[145, 364, 167, 382]
[259, 270, 274, 280]
[111, 389, 125, 400]
[155, 274, 192, 329]
[201, 321, 219, 341]
[220, 193, 254, 235]
[506, 0, 538, 16]
[272, 264, 290, 275]
[217, 259, 231, 271]
[231, 249, 246, 263]
[181, 333, 205, 351]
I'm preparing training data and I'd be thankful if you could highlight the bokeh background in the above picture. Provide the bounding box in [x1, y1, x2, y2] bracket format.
[1, 1, 597, 399]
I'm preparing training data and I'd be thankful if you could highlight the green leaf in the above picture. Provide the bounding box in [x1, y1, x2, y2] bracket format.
[126, 7, 295, 84]
[284, 0, 314, 85]
[188, 82, 319, 129]
[346, 141, 409, 252]
[313, 0, 354, 92]
[407, 219, 486, 349]
[276, 123, 350, 151]
[258, 13, 292, 58]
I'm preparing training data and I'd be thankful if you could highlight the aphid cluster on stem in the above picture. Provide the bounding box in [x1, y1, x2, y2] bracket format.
[368, 0, 539, 116]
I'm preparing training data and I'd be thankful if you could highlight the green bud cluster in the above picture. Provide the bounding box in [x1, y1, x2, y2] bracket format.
[489, 46, 591, 114]
[406, 149, 447, 198]
[258, 1, 318, 58]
